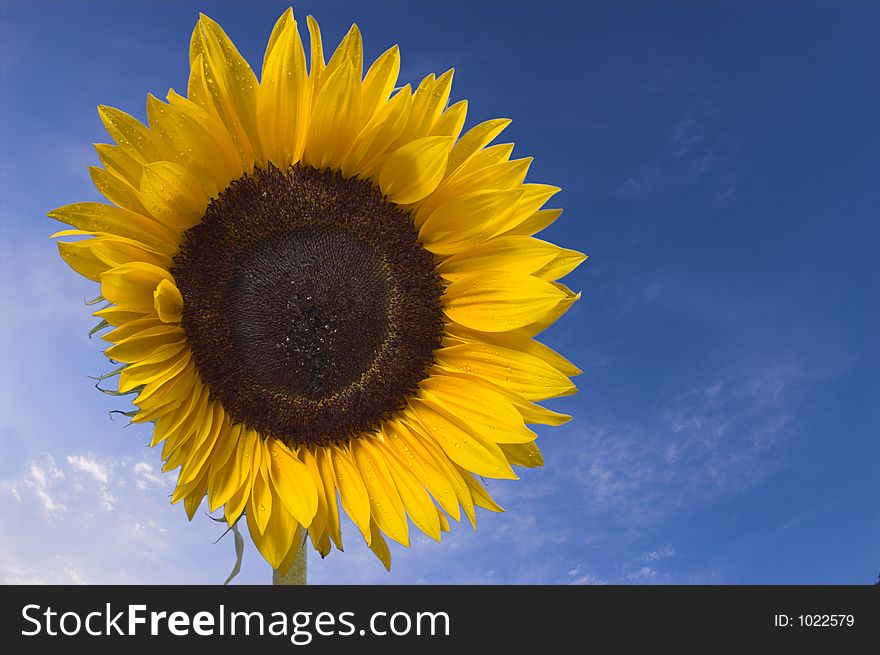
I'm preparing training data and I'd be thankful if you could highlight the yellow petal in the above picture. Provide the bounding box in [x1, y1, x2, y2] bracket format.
[407, 398, 516, 480]
[165, 89, 245, 183]
[311, 528, 332, 558]
[58, 236, 171, 282]
[303, 62, 362, 169]
[173, 458, 206, 505]
[341, 85, 412, 178]
[85, 234, 170, 271]
[520, 282, 581, 336]
[435, 342, 577, 401]
[119, 348, 190, 393]
[419, 189, 523, 255]
[379, 136, 454, 205]
[534, 248, 588, 281]
[506, 184, 561, 229]
[221, 428, 259, 524]
[159, 382, 208, 464]
[445, 118, 511, 177]
[403, 69, 453, 141]
[89, 166, 148, 215]
[187, 52, 219, 125]
[412, 145, 520, 228]
[140, 161, 209, 232]
[458, 468, 504, 513]
[203, 414, 237, 476]
[276, 525, 305, 574]
[183, 476, 207, 521]
[374, 435, 441, 541]
[262, 8, 295, 75]
[436, 236, 560, 280]
[500, 208, 563, 237]
[443, 272, 567, 332]
[108, 340, 184, 369]
[104, 326, 185, 363]
[133, 360, 196, 418]
[512, 397, 572, 426]
[251, 455, 273, 534]
[198, 14, 262, 156]
[500, 441, 544, 469]
[323, 24, 363, 83]
[182, 469, 210, 520]
[95, 143, 143, 188]
[450, 142, 515, 181]
[306, 15, 325, 84]
[247, 490, 298, 569]
[56, 241, 110, 282]
[48, 203, 178, 254]
[190, 16, 262, 167]
[330, 445, 371, 542]
[402, 418, 477, 526]
[300, 448, 332, 549]
[207, 422, 245, 511]
[161, 413, 197, 475]
[163, 406, 203, 475]
[314, 448, 343, 549]
[383, 421, 461, 522]
[420, 375, 536, 444]
[103, 315, 168, 344]
[258, 16, 310, 168]
[93, 306, 148, 326]
[352, 439, 409, 546]
[153, 375, 205, 441]
[162, 390, 209, 462]
[431, 99, 468, 140]
[145, 94, 237, 196]
[366, 518, 391, 571]
[434, 157, 530, 214]
[177, 401, 226, 486]
[360, 45, 400, 124]
[267, 439, 318, 526]
[165, 400, 205, 467]
[469, 156, 532, 190]
[153, 278, 183, 324]
[446, 323, 582, 377]
[100, 262, 173, 312]
[97, 105, 164, 163]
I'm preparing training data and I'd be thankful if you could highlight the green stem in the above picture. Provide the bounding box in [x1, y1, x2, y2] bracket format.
[272, 533, 307, 585]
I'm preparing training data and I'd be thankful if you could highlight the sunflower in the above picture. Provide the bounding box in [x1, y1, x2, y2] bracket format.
[50, 7, 584, 574]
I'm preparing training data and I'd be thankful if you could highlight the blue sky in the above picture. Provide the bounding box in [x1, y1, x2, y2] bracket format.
[1, 0, 877, 584]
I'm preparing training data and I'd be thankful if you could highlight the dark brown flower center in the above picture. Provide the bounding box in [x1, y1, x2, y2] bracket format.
[172, 165, 443, 447]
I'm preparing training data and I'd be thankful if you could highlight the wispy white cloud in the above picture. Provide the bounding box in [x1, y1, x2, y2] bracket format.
[1, 558, 88, 585]
[613, 79, 739, 204]
[627, 566, 658, 581]
[132, 461, 164, 490]
[567, 353, 818, 527]
[640, 546, 675, 563]
[567, 565, 605, 585]
[99, 488, 117, 511]
[0, 449, 242, 584]
[1, 454, 67, 516]
[312, 350, 821, 585]
[66, 454, 109, 484]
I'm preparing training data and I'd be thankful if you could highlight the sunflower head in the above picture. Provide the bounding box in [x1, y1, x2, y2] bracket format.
[50, 7, 585, 572]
